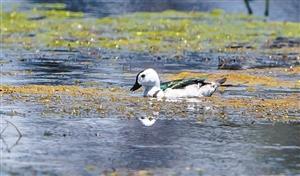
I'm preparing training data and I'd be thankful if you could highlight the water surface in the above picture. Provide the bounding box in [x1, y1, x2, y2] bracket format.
[1, 1, 300, 175]
[1, 107, 300, 175]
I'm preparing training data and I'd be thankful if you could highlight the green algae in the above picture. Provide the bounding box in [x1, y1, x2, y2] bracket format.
[1, 5, 300, 54]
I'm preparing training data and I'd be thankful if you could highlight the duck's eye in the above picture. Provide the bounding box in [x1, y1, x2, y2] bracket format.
[141, 74, 145, 78]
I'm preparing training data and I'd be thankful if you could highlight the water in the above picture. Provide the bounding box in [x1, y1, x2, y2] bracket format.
[1, 1, 300, 175]
[1, 111, 300, 175]
[1, 48, 300, 175]
[1, 48, 299, 85]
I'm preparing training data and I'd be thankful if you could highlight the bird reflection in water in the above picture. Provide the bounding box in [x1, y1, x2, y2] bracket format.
[138, 116, 157, 126]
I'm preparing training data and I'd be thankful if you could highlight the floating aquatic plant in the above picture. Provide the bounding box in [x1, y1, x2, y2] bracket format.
[1, 5, 300, 54]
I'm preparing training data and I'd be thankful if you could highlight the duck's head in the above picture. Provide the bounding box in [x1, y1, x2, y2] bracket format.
[130, 68, 160, 91]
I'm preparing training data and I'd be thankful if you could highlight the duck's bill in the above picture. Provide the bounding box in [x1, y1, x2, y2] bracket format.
[130, 82, 142, 91]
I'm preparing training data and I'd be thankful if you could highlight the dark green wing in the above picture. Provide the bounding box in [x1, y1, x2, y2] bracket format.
[160, 78, 208, 91]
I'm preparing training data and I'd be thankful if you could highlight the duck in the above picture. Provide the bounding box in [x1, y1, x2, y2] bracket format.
[130, 68, 226, 98]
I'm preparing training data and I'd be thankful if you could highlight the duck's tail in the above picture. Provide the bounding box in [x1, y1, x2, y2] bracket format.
[216, 78, 238, 87]
[215, 78, 227, 85]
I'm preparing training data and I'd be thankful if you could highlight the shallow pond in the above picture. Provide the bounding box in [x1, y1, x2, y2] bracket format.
[1, 48, 300, 176]
[1, 1, 300, 176]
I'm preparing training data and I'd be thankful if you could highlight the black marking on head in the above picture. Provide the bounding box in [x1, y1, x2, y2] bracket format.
[130, 70, 144, 91]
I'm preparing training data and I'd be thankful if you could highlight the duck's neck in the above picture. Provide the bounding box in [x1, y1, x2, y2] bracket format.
[144, 85, 161, 97]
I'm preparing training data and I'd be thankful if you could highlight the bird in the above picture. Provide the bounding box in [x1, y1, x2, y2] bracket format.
[138, 116, 157, 126]
[130, 68, 226, 98]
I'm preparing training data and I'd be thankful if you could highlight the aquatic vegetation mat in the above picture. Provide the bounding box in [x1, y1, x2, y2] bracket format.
[1, 4, 300, 54]
[1, 82, 299, 122]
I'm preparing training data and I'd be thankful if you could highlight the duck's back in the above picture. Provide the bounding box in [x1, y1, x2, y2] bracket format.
[161, 78, 226, 98]
[160, 78, 207, 91]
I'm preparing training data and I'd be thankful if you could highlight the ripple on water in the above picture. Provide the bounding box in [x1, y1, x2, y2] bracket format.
[1, 114, 300, 175]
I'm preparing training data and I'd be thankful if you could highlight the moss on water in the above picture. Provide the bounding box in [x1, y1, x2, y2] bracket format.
[0, 84, 298, 121]
[0, 85, 124, 97]
[206, 95, 299, 122]
[209, 95, 299, 109]
[1, 4, 300, 53]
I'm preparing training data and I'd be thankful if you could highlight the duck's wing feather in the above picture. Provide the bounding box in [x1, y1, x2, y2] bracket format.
[161, 78, 208, 91]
